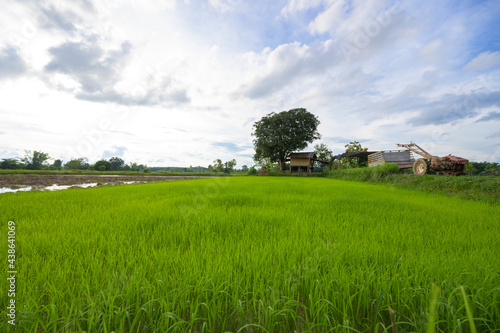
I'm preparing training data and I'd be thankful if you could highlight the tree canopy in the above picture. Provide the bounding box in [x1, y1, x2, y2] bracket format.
[94, 159, 111, 171]
[252, 108, 321, 172]
[109, 157, 125, 171]
[64, 158, 89, 170]
[21, 150, 51, 170]
[314, 143, 333, 168]
[343, 141, 368, 168]
[211, 159, 237, 173]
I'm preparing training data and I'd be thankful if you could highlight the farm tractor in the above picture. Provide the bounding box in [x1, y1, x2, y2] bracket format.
[397, 142, 469, 176]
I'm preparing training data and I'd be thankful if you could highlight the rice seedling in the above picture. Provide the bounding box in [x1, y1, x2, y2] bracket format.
[0, 177, 498, 332]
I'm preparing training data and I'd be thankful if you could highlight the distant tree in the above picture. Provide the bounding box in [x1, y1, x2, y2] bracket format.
[223, 159, 237, 173]
[64, 158, 89, 170]
[108, 157, 125, 171]
[342, 141, 368, 168]
[94, 159, 111, 171]
[314, 143, 333, 168]
[484, 163, 499, 176]
[464, 162, 477, 176]
[213, 159, 224, 172]
[21, 150, 51, 170]
[129, 162, 139, 171]
[247, 165, 257, 175]
[53, 159, 63, 169]
[252, 108, 321, 172]
[471, 162, 486, 174]
[241, 165, 249, 172]
[0, 158, 21, 169]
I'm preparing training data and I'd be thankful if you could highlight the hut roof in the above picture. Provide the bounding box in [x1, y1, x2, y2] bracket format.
[332, 151, 378, 161]
[286, 152, 316, 159]
[286, 152, 330, 164]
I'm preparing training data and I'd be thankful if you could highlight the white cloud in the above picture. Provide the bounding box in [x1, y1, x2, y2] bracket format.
[308, 0, 346, 35]
[418, 39, 443, 58]
[464, 51, 500, 71]
[280, 0, 324, 18]
[0, 0, 499, 167]
[0, 47, 27, 78]
[208, 0, 239, 12]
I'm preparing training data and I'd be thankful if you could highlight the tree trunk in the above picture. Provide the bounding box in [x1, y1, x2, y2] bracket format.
[279, 159, 285, 172]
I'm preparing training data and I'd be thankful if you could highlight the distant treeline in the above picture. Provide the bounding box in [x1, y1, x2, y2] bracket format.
[149, 166, 208, 172]
[0, 152, 149, 172]
[0, 151, 247, 174]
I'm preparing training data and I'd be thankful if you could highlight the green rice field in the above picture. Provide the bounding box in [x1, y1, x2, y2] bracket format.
[1, 177, 499, 332]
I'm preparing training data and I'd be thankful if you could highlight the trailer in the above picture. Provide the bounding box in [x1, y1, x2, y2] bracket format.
[368, 150, 414, 169]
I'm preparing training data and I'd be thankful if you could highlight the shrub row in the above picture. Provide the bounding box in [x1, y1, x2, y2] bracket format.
[327, 164, 499, 204]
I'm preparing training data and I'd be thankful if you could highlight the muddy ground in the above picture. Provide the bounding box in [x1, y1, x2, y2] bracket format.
[0, 174, 212, 190]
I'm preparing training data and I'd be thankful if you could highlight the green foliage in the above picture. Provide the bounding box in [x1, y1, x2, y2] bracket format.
[223, 159, 237, 173]
[108, 156, 125, 171]
[52, 159, 63, 169]
[64, 157, 89, 170]
[484, 163, 500, 176]
[470, 161, 500, 175]
[246, 165, 257, 175]
[329, 163, 400, 181]
[0, 169, 224, 177]
[212, 159, 223, 172]
[143, 168, 150, 173]
[94, 159, 111, 171]
[341, 140, 368, 168]
[129, 162, 146, 172]
[314, 143, 333, 168]
[252, 108, 321, 171]
[0, 178, 498, 332]
[150, 166, 207, 173]
[0, 158, 22, 170]
[212, 159, 237, 174]
[328, 164, 500, 204]
[21, 150, 51, 170]
[464, 162, 477, 176]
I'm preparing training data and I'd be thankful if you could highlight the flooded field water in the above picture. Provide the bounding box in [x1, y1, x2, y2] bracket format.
[0, 174, 212, 194]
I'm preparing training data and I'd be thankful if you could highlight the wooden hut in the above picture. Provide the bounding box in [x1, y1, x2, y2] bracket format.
[286, 152, 329, 173]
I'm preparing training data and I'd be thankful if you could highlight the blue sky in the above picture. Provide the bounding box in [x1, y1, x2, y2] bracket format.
[0, 0, 499, 167]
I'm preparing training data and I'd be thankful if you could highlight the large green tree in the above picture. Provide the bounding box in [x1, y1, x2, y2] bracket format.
[252, 108, 321, 172]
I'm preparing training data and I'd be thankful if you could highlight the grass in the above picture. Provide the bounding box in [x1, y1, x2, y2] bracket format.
[0, 177, 499, 332]
[328, 164, 500, 204]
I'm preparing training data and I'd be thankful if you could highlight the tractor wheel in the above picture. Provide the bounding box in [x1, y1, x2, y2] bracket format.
[413, 159, 428, 175]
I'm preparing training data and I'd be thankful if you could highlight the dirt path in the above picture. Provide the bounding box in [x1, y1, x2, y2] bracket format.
[0, 174, 212, 189]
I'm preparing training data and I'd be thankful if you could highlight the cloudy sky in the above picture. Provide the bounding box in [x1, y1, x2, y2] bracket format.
[1, 0, 499, 168]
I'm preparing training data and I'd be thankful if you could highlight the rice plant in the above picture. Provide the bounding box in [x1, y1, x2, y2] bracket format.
[0, 177, 498, 332]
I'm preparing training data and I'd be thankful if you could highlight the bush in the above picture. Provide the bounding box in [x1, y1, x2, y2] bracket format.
[327, 164, 499, 203]
[328, 163, 400, 181]
[246, 166, 257, 176]
[143, 168, 150, 173]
